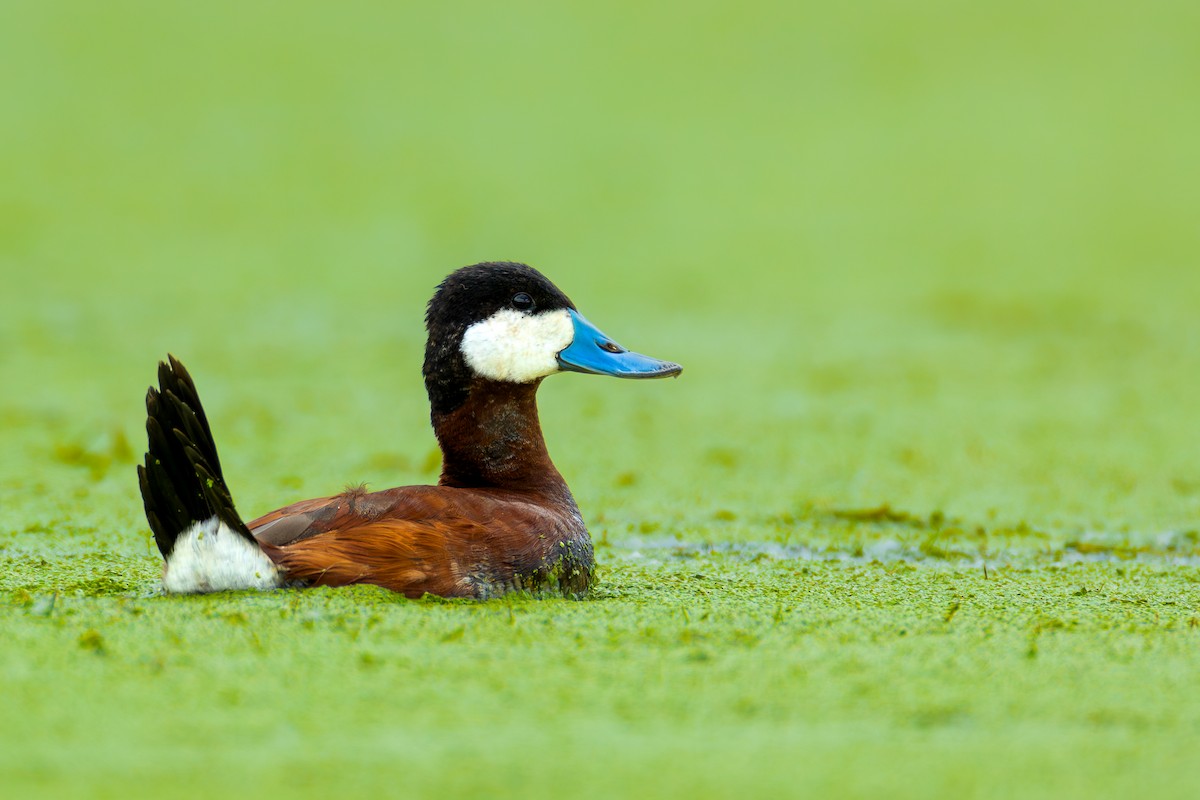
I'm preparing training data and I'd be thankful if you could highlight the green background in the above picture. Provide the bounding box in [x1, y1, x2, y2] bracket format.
[2, 2, 1199, 797]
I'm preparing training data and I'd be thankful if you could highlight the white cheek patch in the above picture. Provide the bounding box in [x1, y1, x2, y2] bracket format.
[461, 308, 574, 383]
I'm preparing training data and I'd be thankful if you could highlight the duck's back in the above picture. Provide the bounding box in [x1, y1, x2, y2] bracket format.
[248, 485, 594, 599]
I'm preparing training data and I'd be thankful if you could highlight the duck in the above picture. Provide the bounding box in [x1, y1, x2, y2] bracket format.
[137, 261, 681, 599]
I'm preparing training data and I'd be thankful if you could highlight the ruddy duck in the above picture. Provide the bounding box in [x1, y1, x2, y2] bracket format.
[138, 262, 681, 598]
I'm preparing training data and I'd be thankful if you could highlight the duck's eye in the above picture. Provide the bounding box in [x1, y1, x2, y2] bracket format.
[512, 292, 535, 311]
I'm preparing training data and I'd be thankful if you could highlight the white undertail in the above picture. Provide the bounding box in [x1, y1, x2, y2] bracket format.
[162, 517, 283, 594]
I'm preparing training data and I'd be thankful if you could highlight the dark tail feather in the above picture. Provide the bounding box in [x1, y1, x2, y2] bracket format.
[137, 355, 255, 557]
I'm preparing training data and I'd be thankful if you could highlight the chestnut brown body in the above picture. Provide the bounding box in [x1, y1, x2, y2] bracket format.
[250, 380, 593, 598]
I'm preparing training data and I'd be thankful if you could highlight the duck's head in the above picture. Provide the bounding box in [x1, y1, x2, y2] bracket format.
[424, 262, 681, 414]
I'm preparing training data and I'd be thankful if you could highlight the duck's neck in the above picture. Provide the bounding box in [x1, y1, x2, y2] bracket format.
[431, 379, 569, 495]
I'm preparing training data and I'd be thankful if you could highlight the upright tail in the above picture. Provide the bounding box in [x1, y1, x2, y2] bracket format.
[137, 356, 281, 593]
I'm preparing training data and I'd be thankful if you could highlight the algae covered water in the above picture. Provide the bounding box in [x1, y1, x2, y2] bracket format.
[3, 1, 1200, 797]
